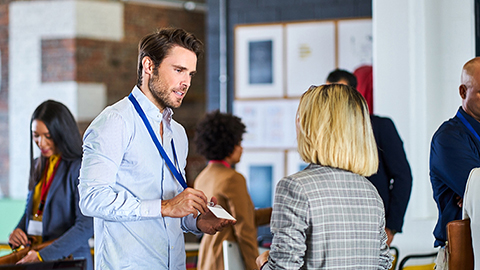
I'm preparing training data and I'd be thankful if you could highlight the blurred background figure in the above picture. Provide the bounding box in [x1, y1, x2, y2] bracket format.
[194, 110, 271, 270]
[325, 68, 357, 89]
[353, 65, 374, 115]
[8, 100, 93, 269]
[256, 84, 392, 269]
[326, 67, 413, 246]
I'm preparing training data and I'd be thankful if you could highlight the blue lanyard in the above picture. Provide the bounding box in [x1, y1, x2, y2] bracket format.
[128, 93, 188, 189]
[457, 110, 480, 142]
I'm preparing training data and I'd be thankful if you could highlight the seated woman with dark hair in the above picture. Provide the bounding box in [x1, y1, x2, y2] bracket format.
[193, 110, 271, 270]
[8, 100, 93, 269]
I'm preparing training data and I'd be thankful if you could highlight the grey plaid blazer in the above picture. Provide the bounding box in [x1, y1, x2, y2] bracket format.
[262, 164, 393, 270]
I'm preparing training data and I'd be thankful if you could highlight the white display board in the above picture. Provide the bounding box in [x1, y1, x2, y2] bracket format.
[236, 150, 285, 208]
[337, 19, 373, 71]
[234, 99, 299, 148]
[234, 18, 372, 211]
[286, 21, 336, 97]
[235, 25, 284, 98]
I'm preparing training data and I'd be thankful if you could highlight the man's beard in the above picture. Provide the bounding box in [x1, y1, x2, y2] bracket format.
[148, 70, 182, 109]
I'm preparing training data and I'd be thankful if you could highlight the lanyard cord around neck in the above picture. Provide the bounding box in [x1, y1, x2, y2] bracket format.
[209, 160, 231, 168]
[457, 110, 480, 142]
[128, 93, 187, 189]
[36, 156, 62, 217]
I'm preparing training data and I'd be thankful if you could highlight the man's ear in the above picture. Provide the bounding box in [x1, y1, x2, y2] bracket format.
[142, 56, 154, 75]
[460, 84, 468, 99]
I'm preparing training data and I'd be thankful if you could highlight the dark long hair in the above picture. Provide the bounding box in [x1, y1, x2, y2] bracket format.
[28, 100, 82, 190]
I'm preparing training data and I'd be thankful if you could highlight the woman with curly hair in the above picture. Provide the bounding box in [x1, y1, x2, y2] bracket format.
[194, 110, 271, 270]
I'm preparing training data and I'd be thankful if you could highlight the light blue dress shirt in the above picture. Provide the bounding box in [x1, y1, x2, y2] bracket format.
[78, 86, 199, 269]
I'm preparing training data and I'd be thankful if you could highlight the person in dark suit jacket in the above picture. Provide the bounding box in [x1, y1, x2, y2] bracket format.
[326, 68, 413, 246]
[8, 100, 93, 270]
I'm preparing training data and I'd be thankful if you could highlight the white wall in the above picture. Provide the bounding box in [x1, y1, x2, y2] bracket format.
[8, 0, 123, 199]
[373, 0, 475, 262]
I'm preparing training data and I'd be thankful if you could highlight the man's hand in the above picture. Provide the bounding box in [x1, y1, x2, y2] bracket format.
[8, 228, 29, 249]
[456, 196, 463, 208]
[17, 250, 40, 264]
[161, 188, 208, 218]
[256, 250, 269, 269]
[196, 197, 236, 234]
[385, 227, 396, 246]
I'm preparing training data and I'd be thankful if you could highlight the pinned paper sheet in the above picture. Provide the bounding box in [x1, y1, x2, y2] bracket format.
[208, 205, 236, 221]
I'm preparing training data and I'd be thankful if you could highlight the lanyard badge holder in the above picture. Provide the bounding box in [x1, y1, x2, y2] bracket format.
[128, 93, 188, 189]
[27, 157, 61, 238]
[129, 93, 237, 221]
[457, 111, 480, 142]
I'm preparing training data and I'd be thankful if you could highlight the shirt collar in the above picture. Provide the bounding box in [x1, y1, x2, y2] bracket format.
[131, 86, 174, 129]
[458, 107, 480, 135]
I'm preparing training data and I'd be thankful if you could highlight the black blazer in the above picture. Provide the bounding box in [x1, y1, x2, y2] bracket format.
[369, 115, 413, 233]
[16, 158, 93, 270]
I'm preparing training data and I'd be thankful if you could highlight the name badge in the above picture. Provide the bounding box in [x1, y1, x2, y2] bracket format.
[27, 219, 42, 236]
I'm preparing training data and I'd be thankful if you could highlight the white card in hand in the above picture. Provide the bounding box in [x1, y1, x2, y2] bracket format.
[208, 205, 236, 220]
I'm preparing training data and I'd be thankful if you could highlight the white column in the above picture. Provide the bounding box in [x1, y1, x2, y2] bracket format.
[373, 0, 474, 256]
[9, 0, 124, 199]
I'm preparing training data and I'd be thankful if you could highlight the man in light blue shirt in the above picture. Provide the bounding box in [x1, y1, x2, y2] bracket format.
[78, 28, 235, 269]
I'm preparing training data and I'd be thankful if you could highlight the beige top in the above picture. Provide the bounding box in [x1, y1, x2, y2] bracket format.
[194, 162, 271, 270]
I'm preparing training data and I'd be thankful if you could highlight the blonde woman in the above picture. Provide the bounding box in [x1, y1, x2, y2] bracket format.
[256, 84, 393, 269]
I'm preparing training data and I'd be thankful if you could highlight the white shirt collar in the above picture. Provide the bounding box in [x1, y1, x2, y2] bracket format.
[131, 86, 175, 131]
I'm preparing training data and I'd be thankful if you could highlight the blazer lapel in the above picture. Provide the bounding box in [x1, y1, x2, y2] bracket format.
[45, 159, 66, 207]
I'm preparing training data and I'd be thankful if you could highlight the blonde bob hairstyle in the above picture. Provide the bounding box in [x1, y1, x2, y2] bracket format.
[296, 84, 378, 176]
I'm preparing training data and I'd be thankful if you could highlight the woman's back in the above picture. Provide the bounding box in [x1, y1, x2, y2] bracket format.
[269, 164, 391, 269]
[257, 84, 392, 270]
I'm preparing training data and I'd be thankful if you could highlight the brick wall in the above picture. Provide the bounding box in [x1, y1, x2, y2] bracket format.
[1, 0, 206, 196]
[42, 39, 76, 82]
[0, 0, 14, 196]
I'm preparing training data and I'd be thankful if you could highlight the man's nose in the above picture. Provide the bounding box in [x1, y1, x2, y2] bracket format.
[182, 75, 191, 89]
